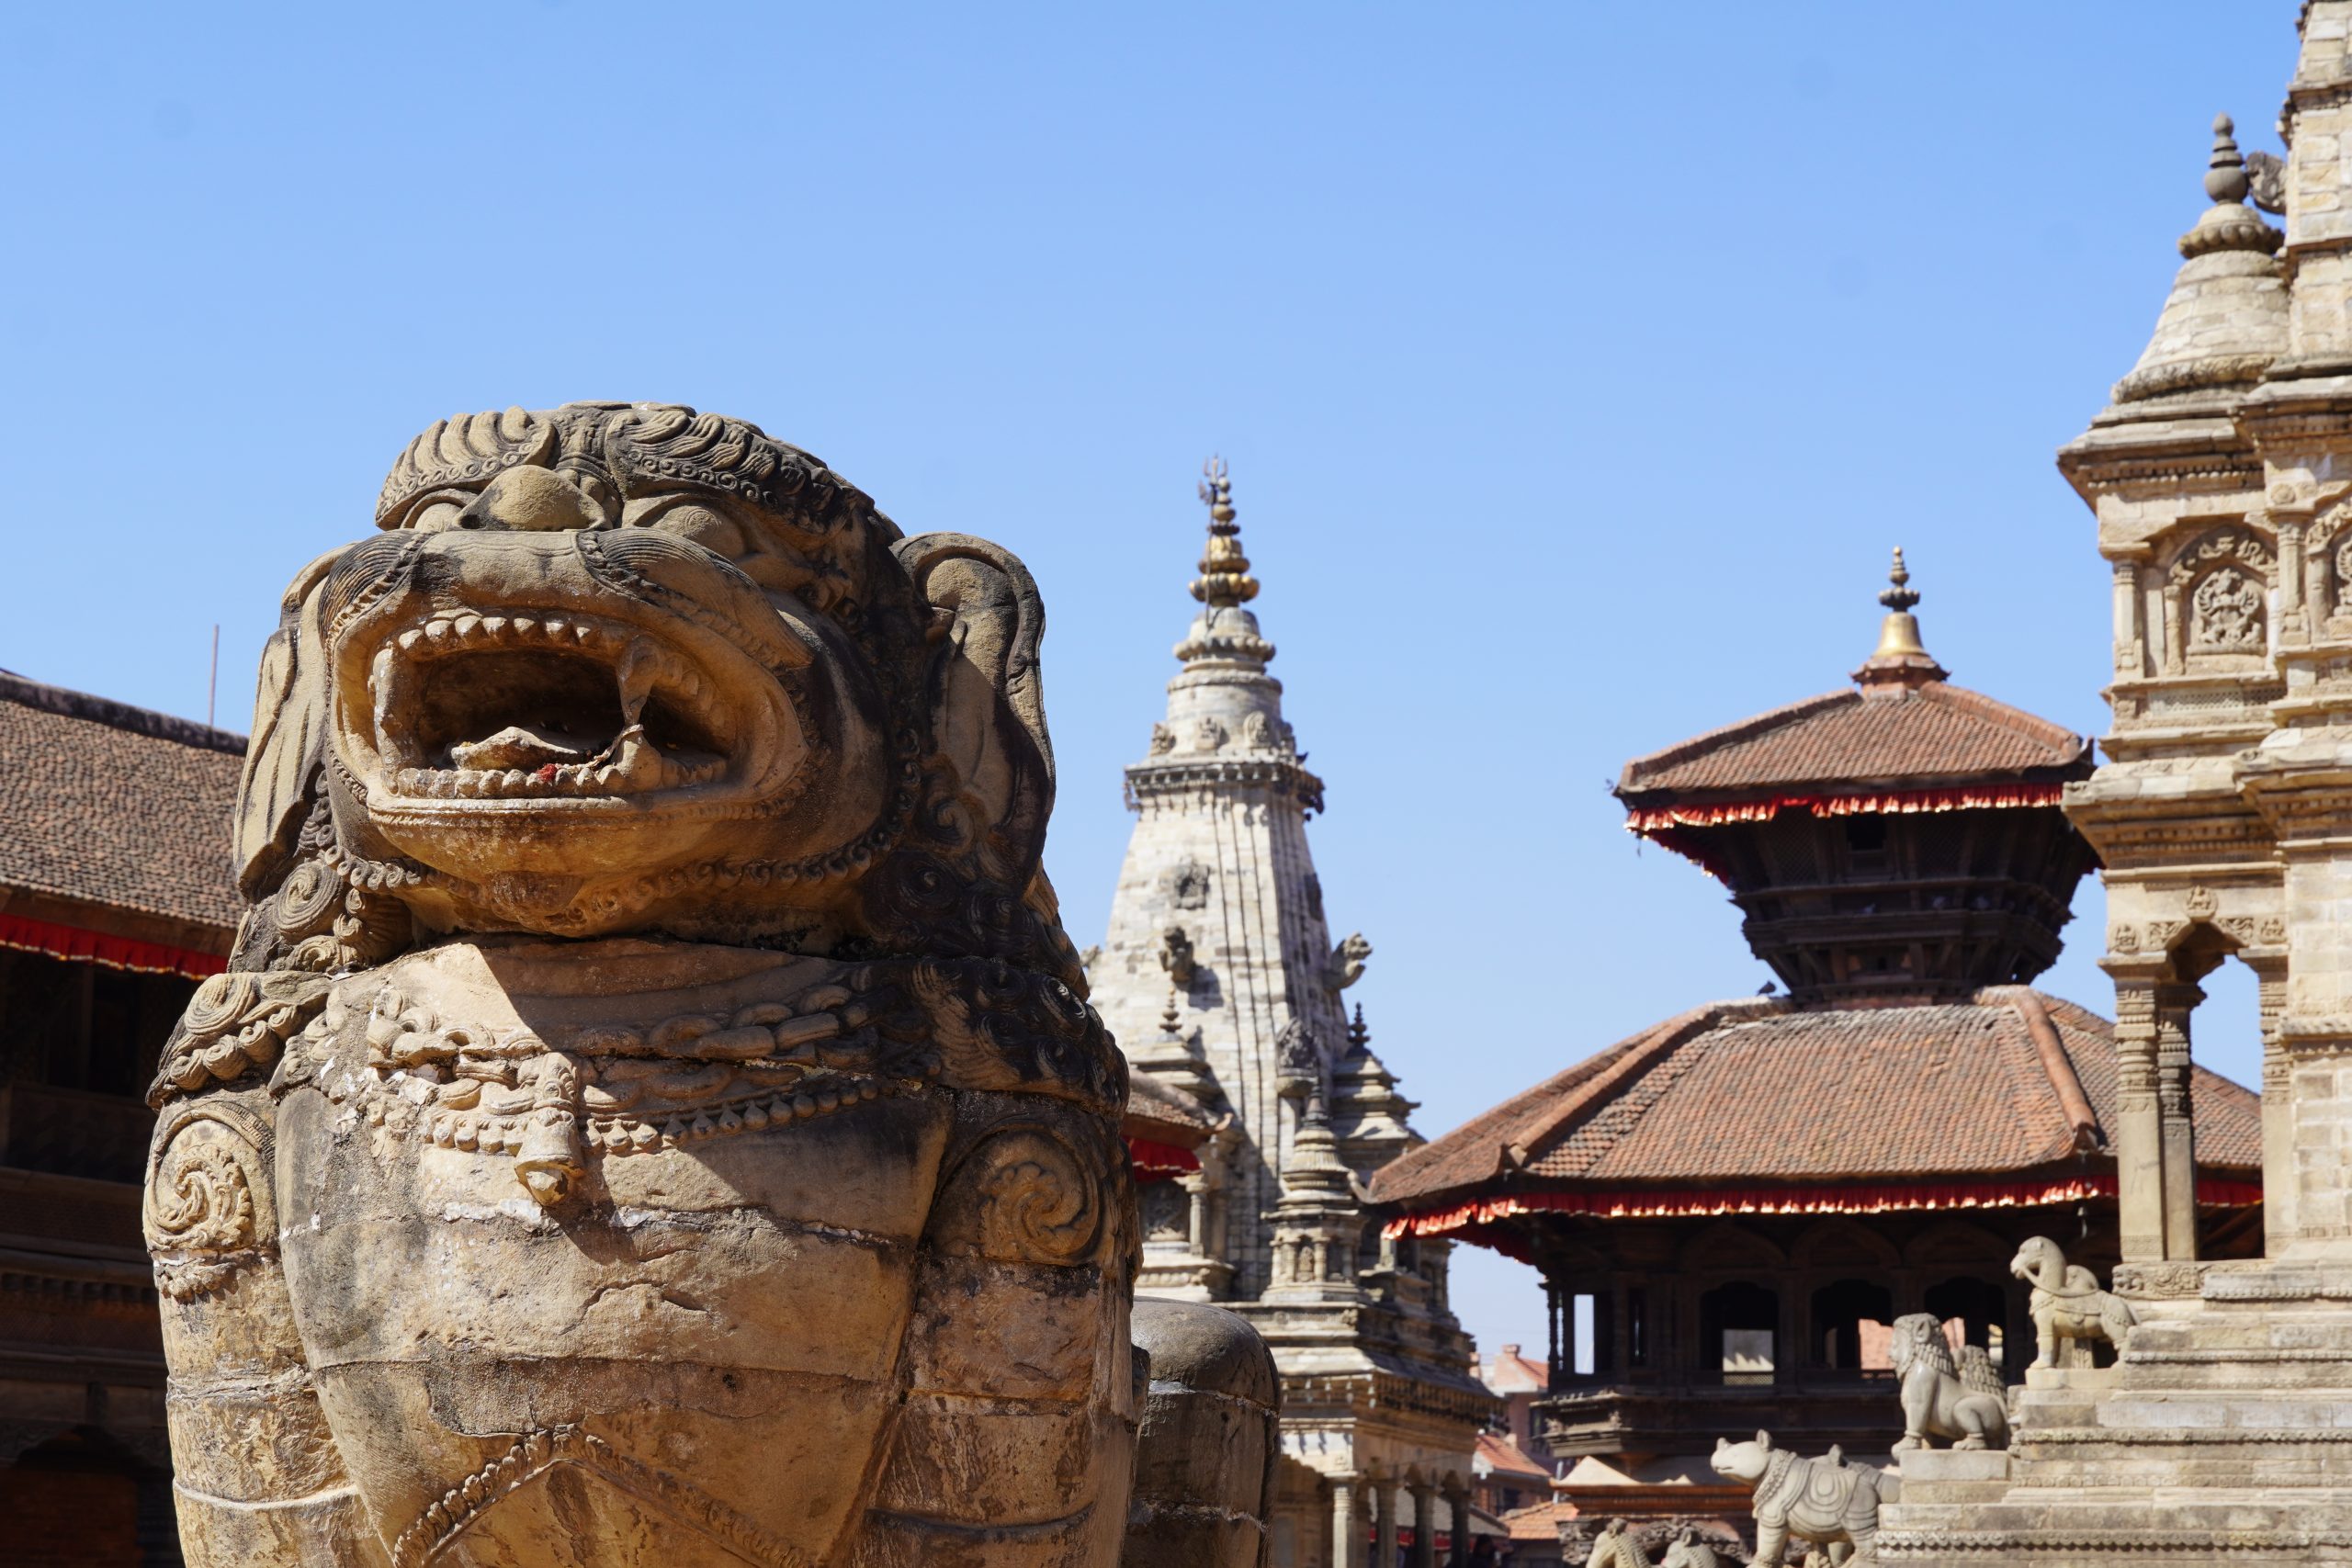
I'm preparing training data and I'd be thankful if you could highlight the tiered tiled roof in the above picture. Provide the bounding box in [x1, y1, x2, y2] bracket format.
[0, 672, 243, 934]
[1372, 988, 2259, 1229]
[1620, 682, 2090, 804]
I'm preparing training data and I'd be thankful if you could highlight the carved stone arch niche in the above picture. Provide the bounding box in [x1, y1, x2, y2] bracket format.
[2162, 525, 2275, 671]
[2301, 498, 2352, 625]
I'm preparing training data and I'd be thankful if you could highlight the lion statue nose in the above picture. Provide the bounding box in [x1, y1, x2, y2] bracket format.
[455, 466, 607, 532]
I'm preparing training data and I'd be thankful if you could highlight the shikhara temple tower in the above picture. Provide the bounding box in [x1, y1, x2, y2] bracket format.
[1091, 463, 1487, 1568]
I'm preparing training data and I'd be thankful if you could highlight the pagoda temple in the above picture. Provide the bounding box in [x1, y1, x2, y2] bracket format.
[1091, 464, 1492, 1568]
[1370, 560, 2264, 1547]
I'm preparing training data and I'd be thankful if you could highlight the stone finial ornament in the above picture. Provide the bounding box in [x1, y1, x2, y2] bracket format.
[1888, 1313, 2009, 1451]
[1711, 1431, 1895, 1568]
[143, 402, 1141, 1566]
[2010, 1235, 2137, 1368]
[1190, 455, 1257, 608]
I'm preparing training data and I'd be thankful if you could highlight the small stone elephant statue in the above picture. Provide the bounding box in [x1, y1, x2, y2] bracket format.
[2009, 1235, 2135, 1369]
[1711, 1431, 1895, 1568]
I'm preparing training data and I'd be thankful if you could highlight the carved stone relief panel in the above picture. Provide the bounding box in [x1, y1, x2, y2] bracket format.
[2189, 566, 2266, 654]
[2165, 527, 2275, 671]
[1164, 859, 1212, 910]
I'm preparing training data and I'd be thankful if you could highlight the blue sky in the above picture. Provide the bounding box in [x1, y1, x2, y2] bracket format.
[0, 2, 2302, 1364]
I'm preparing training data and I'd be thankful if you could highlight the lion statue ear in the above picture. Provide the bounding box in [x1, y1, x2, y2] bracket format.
[232, 548, 342, 901]
[893, 533, 1054, 886]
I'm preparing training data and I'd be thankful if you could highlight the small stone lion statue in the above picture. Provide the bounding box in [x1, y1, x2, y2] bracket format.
[2010, 1235, 2136, 1369]
[1888, 1313, 2008, 1451]
[1711, 1431, 1897, 1568]
[1586, 1518, 1655, 1568]
[1660, 1526, 1728, 1568]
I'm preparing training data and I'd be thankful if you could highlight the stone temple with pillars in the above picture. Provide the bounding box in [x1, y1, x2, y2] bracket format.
[1087, 464, 1491, 1566]
[1882, 10, 2352, 1565]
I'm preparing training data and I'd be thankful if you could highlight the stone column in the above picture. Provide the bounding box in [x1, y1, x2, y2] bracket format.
[1376, 1480, 1400, 1568]
[2256, 960, 2294, 1255]
[1330, 1475, 1362, 1568]
[2111, 557, 2144, 676]
[1182, 1172, 1209, 1253]
[1445, 1487, 1470, 1567]
[2280, 517, 2310, 644]
[2108, 975, 2167, 1262]
[1410, 1482, 1437, 1568]
[2155, 979, 2204, 1260]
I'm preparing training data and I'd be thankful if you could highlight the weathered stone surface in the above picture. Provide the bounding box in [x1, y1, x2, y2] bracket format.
[1125, 1298, 1279, 1568]
[144, 402, 1141, 1566]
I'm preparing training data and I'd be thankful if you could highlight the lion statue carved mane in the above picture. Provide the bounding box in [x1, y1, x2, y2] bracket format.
[1888, 1312, 2009, 1452]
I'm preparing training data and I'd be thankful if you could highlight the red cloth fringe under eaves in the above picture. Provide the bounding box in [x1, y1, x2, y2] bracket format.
[0, 912, 226, 980]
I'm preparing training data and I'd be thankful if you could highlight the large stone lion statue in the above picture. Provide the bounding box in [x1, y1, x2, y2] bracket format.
[1887, 1313, 2008, 1451]
[2010, 1235, 2136, 1370]
[142, 404, 1177, 1567]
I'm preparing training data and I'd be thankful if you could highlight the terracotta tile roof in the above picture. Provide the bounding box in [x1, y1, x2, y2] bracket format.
[1502, 1500, 1577, 1541]
[0, 673, 244, 935]
[1618, 682, 2091, 803]
[1122, 1072, 1219, 1145]
[1482, 1343, 1549, 1394]
[1371, 988, 2259, 1211]
[1476, 1431, 1553, 1483]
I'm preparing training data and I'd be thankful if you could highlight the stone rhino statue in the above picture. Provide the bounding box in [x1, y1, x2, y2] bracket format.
[141, 402, 1272, 1568]
[1711, 1431, 1896, 1568]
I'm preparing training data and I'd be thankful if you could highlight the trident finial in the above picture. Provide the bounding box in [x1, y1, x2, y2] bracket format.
[1198, 456, 1235, 526]
[1188, 456, 1259, 607]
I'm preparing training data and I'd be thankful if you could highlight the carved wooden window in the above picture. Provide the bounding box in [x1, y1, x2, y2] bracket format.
[1924, 1275, 2010, 1372]
[1810, 1277, 1894, 1371]
[1699, 1280, 1778, 1384]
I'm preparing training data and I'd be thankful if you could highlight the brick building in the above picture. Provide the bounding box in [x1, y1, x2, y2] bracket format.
[0, 671, 243, 1567]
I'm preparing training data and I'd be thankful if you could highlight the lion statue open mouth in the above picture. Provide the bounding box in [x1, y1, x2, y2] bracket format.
[145, 403, 1140, 1568]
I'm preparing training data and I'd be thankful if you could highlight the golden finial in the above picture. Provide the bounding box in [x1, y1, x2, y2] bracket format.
[1855, 547, 1949, 689]
[1189, 456, 1260, 608]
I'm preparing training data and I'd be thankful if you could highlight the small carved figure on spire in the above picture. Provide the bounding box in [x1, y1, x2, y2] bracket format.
[1190, 456, 1261, 608]
[1159, 925, 1198, 988]
[1854, 547, 1951, 691]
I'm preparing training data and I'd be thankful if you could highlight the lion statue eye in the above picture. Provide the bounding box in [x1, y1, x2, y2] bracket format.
[621, 497, 746, 560]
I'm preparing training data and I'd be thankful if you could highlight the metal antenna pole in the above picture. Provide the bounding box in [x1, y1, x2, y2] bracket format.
[208, 625, 219, 728]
